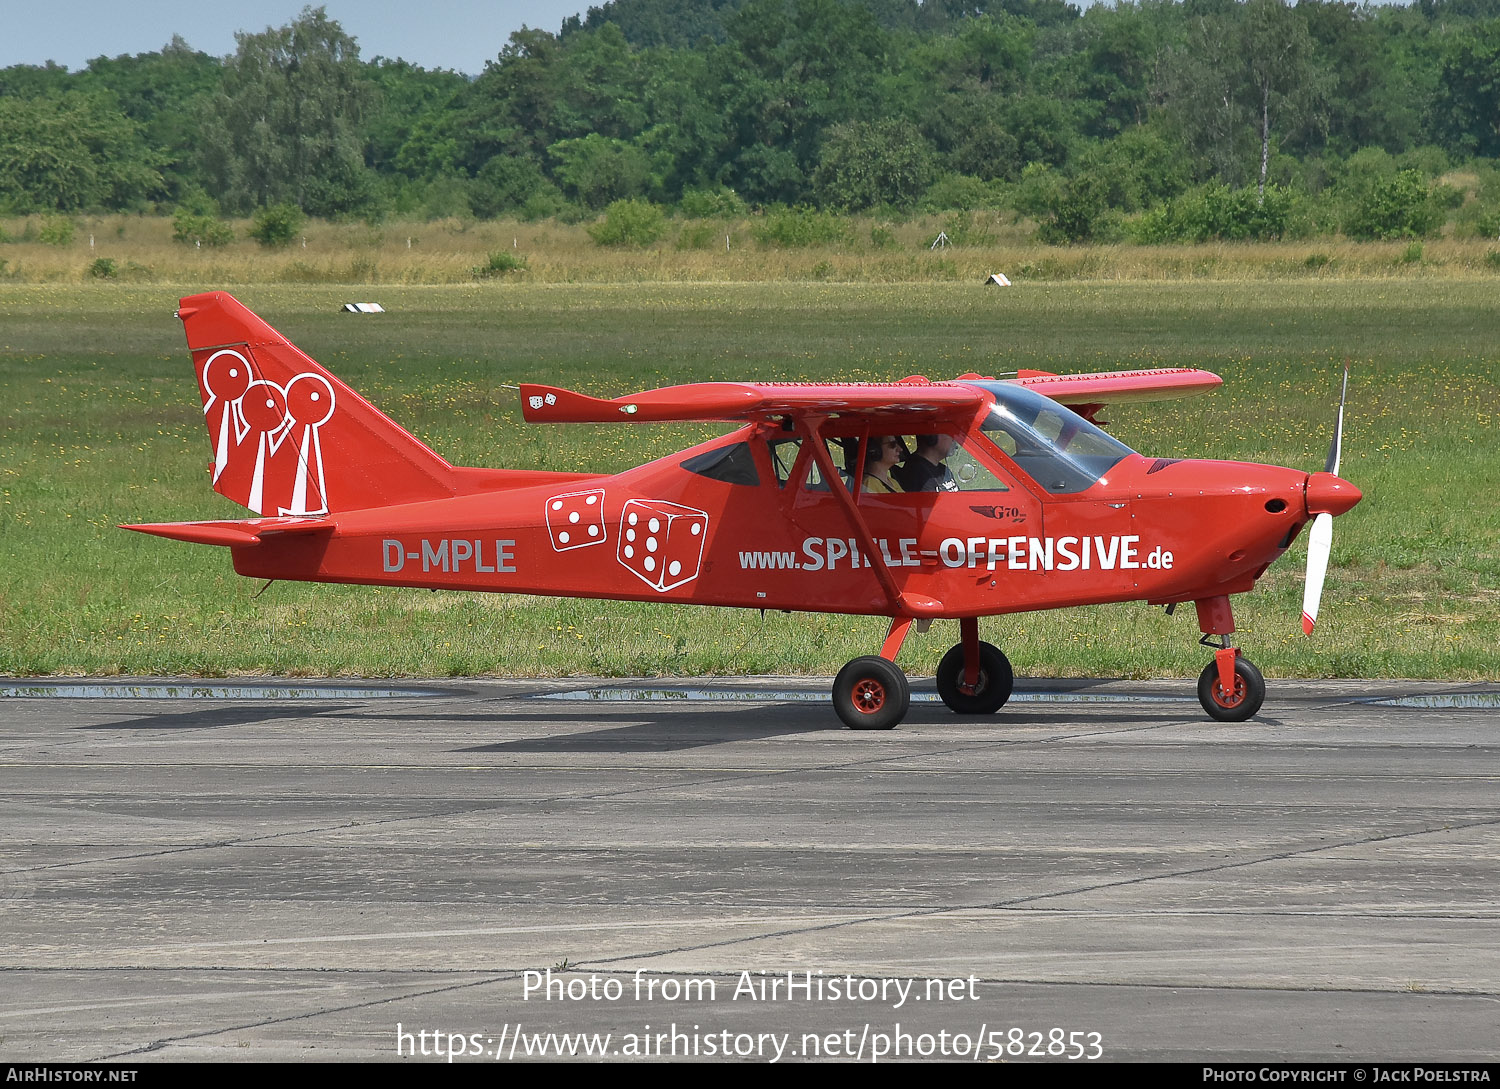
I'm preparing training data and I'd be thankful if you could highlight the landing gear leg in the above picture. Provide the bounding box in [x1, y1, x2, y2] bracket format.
[935, 617, 1014, 715]
[1194, 596, 1265, 722]
[832, 618, 912, 730]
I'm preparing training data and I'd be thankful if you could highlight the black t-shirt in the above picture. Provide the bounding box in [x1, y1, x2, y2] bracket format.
[893, 456, 957, 493]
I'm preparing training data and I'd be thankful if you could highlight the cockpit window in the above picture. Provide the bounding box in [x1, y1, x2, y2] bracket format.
[682, 441, 760, 486]
[968, 381, 1135, 494]
[800, 436, 857, 492]
[946, 436, 1012, 492]
[767, 437, 802, 488]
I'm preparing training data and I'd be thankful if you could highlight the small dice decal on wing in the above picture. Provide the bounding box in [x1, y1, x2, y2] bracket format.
[545, 489, 607, 551]
[618, 499, 708, 592]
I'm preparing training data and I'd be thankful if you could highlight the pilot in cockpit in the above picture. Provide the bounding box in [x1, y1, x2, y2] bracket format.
[893, 433, 958, 492]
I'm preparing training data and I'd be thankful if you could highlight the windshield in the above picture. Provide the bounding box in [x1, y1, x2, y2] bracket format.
[967, 381, 1136, 494]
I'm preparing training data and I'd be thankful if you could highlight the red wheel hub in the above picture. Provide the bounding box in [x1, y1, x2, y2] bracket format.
[1212, 676, 1246, 708]
[852, 679, 887, 713]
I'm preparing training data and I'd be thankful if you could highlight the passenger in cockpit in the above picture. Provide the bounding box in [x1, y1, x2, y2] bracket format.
[862, 435, 906, 493]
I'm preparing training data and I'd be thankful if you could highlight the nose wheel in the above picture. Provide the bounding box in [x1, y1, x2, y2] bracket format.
[1197, 654, 1265, 721]
[833, 655, 910, 730]
[1193, 596, 1265, 722]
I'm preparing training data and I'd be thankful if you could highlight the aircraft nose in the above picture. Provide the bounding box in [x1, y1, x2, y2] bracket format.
[1305, 471, 1362, 517]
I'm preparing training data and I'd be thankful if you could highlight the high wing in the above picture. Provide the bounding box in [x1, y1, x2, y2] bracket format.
[1009, 367, 1222, 404]
[519, 379, 987, 424]
[520, 368, 1220, 425]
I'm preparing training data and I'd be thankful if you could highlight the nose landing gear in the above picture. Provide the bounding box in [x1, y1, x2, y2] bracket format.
[1197, 652, 1265, 721]
[1194, 596, 1265, 721]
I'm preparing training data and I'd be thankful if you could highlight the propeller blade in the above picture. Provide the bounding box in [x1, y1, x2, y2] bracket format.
[1325, 360, 1349, 476]
[1304, 363, 1350, 635]
[1301, 511, 1333, 635]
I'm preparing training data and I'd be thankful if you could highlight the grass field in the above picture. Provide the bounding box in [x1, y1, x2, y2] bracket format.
[8, 212, 1500, 285]
[2, 279, 1496, 682]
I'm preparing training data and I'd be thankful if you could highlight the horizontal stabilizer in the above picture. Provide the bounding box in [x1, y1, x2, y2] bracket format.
[122, 517, 335, 548]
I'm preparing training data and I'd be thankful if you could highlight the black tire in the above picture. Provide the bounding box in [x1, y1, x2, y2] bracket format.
[936, 640, 1014, 715]
[833, 656, 910, 730]
[1197, 657, 1266, 722]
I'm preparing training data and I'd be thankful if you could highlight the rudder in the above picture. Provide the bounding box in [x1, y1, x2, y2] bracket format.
[178, 291, 459, 515]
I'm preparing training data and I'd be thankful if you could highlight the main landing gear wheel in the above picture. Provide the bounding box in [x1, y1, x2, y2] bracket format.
[936, 640, 1014, 715]
[833, 656, 910, 731]
[1197, 657, 1266, 722]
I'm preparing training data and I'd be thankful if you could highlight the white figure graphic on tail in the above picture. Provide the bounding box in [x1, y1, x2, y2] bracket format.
[199, 348, 337, 516]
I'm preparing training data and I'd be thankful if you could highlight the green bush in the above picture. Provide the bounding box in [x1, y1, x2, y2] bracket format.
[1344, 170, 1440, 241]
[1399, 241, 1424, 264]
[1012, 163, 1065, 220]
[172, 210, 235, 247]
[1431, 181, 1465, 211]
[1131, 184, 1297, 244]
[920, 173, 1005, 213]
[87, 257, 117, 279]
[248, 203, 305, 249]
[587, 199, 667, 247]
[678, 187, 746, 218]
[1462, 205, 1500, 240]
[1128, 205, 1174, 245]
[751, 207, 850, 248]
[473, 250, 528, 278]
[1037, 174, 1117, 244]
[517, 185, 567, 223]
[1190, 185, 1295, 241]
[38, 216, 75, 246]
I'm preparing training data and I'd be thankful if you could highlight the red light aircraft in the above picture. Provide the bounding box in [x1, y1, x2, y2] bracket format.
[126, 292, 1361, 729]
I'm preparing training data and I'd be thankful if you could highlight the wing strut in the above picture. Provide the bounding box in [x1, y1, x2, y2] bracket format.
[800, 419, 945, 619]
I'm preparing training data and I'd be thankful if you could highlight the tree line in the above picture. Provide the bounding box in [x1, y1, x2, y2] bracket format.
[5, 0, 1500, 243]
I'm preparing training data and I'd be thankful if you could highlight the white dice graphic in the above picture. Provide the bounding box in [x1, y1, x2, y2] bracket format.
[545, 489, 607, 551]
[618, 499, 708, 592]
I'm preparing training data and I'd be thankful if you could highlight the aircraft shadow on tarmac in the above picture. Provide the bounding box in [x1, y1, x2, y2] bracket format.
[453, 702, 1206, 753]
[66, 696, 1221, 751]
[458, 705, 834, 751]
[74, 704, 356, 731]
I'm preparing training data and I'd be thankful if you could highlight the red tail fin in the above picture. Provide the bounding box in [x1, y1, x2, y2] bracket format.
[178, 292, 459, 515]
